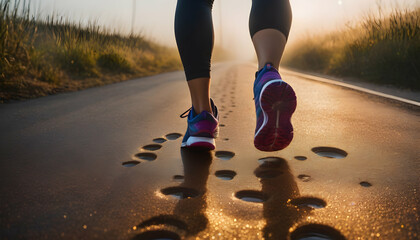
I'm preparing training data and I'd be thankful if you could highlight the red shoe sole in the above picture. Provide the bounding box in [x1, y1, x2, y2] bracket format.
[254, 80, 297, 151]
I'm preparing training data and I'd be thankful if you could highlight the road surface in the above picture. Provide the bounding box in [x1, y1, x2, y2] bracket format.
[1, 62, 419, 239]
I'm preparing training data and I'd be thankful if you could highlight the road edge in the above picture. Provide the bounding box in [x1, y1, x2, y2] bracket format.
[281, 68, 420, 107]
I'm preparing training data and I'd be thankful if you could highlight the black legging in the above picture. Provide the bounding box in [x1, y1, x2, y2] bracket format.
[175, 0, 292, 81]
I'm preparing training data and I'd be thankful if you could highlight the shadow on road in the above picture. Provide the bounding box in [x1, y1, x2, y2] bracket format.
[257, 157, 305, 239]
[134, 148, 212, 239]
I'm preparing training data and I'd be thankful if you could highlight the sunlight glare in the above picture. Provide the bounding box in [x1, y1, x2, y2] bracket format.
[28, 0, 419, 60]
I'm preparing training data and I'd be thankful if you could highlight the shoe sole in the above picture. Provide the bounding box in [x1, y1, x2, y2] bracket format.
[254, 79, 297, 151]
[181, 136, 215, 150]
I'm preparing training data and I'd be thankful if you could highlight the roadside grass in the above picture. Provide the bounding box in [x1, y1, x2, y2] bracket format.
[0, 0, 182, 102]
[282, 8, 420, 90]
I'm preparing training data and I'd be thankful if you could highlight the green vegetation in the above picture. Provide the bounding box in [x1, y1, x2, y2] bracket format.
[0, 0, 182, 102]
[283, 8, 420, 90]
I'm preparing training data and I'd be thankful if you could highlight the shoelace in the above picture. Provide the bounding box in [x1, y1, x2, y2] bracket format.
[180, 107, 192, 118]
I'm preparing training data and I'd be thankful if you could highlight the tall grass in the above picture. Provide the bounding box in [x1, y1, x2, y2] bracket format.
[282, 8, 420, 90]
[0, 0, 182, 102]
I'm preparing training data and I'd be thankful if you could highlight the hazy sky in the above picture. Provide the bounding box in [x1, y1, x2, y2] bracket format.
[30, 0, 419, 58]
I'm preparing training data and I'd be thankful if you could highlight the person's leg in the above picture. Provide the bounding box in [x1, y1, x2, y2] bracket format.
[175, 0, 219, 150]
[252, 29, 287, 70]
[249, 0, 292, 70]
[175, 0, 215, 115]
[249, 0, 296, 152]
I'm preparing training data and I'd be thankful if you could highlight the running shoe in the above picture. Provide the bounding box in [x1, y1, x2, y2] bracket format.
[253, 63, 297, 151]
[180, 99, 219, 150]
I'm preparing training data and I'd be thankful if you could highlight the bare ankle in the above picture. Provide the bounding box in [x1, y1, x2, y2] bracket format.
[193, 101, 212, 115]
[187, 77, 212, 115]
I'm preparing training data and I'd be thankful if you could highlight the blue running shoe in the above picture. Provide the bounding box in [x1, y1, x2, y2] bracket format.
[253, 63, 297, 151]
[180, 99, 219, 150]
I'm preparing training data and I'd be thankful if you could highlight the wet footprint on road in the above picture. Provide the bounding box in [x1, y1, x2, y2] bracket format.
[360, 181, 372, 187]
[235, 190, 268, 203]
[166, 133, 183, 140]
[215, 170, 237, 180]
[124, 133, 182, 168]
[123, 143, 161, 167]
[288, 197, 327, 210]
[161, 186, 200, 200]
[141, 144, 162, 151]
[312, 147, 347, 159]
[294, 156, 307, 161]
[290, 224, 346, 240]
[122, 160, 141, 167]
[215, 151, 235, 160]
[135, 152, 157, 161]
[153, 137, 167, 144]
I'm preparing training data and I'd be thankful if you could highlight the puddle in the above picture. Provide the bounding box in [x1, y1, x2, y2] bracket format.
[135, 152, 157, 161]
[134, 230, 181, 240]
[215, 170, 237, 180]
[290, 224, 346, 240]
[289, 197, 326, 209]
[215, 151, 235, 160]
[142, 144, 162, 151]
[235, 190, 267, 203]
[122, 161, 140, 167]
[166, 133, 182, 140]
[161, 187, 200, 200]
[298, 174, 311, 182]
[312, 147, 347, 159]
[295, 156, 307, 161]
[153, 138, 167, 144]
[360, 181, 372, 187]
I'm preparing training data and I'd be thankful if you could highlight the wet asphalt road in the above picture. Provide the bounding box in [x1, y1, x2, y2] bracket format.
[0, 62, 419, 239]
